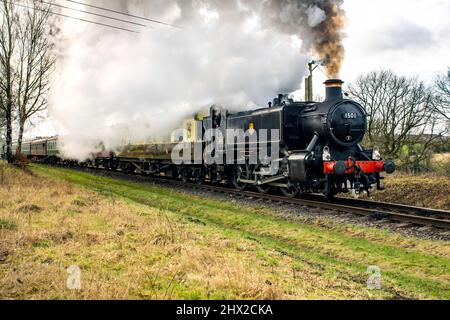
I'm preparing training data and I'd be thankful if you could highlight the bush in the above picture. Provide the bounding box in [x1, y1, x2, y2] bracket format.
[12, 153, 30, 165]
[431, 153, 450, 176]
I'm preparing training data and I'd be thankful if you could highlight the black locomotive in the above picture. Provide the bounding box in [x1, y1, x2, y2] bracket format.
[202, 79, 395, 198]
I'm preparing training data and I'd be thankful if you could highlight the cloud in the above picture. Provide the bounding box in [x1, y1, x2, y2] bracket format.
[368, 19, 435, 52]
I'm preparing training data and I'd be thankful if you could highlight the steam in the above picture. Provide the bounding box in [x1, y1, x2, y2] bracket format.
[261, 0, 346, 77]
[49, 0, 346, 160]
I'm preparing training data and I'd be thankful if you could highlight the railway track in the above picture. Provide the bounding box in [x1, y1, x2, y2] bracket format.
[45, 164, 450, 230]
[169, 181, 450, 230]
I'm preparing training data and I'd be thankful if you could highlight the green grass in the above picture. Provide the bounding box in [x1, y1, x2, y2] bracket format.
[0, 218, 17, 230]
[29, 164, 450, 300]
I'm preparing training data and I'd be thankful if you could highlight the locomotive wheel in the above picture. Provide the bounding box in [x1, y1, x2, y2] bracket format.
[125, 163, 135, 174]
[193, 168, 205, 185]
[180, 168, 192, 183]
[109, 160, 119, 171]
[232, 164, 249, 191]
[280, 183, 299, 198]
[256, 184, 271, 194]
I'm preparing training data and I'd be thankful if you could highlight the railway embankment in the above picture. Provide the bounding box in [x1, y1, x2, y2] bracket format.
[367, 173, 450, 211]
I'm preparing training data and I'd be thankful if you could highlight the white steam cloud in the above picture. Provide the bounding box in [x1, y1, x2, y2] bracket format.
[50, 0, 344, 160]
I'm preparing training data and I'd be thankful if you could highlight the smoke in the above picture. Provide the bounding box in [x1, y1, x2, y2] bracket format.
[261, 0, 346, 77]
[49, 0, 346, 160]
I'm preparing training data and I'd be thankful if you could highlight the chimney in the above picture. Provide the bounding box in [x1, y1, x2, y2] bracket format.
[324, 79, 344, 101]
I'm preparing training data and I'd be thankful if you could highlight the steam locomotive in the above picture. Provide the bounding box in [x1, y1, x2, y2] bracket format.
[4, 79, 395, 199]
[198, 79, 395, 198]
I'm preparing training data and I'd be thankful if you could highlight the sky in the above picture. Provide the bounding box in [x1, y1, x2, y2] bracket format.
[26, 0, 450, 139]
[312, 0, 450, 98]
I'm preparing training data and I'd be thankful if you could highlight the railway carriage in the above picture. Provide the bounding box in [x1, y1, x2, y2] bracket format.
[21, 142, 32, 156]
[2, 137, 60, 161]
[46, 137, 59, 157]
[30, 139, 49, 157]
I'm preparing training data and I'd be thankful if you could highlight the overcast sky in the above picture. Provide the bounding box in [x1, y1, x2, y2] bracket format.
[28, 0, 450, 138]
[308, 0, 450, 97]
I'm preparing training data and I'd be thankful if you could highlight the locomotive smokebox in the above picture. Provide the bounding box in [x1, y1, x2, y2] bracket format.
[324, 79, 344, 101]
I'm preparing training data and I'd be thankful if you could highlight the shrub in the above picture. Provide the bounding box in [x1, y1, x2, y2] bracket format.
[12, 153, 30, 165]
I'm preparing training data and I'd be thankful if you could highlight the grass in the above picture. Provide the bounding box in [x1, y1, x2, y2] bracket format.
[368, 172, 450, 210]
[0, 164, 449, 300]
[0, 218, 17, 231]
[431, 153, 450, 176]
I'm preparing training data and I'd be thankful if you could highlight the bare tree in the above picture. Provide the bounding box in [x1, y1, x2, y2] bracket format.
[434, 69, 450, 122]
[0, 1, 17, 163]
[15, 1, 55, 154]
[0, 1, 55, 160]
[348, 70, 445, 170]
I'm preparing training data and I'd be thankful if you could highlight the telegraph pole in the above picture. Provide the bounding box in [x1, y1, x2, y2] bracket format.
[304, 60, 323, 101]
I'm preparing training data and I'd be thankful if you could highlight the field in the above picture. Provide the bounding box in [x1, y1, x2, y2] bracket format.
[0, 164, 449, 300]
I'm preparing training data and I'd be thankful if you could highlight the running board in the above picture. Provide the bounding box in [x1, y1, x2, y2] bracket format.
[240, 175, 285, 186]
[131, 162, 162, 175]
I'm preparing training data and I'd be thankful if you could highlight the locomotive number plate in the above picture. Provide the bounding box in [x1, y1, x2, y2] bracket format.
[342, 112, 357, 119]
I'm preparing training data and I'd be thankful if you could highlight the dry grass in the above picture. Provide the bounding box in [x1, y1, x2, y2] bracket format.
[0, 167, 279, 299]
[368, 172, 450, 210]
[0, 164, 449, 300]
[431, 153, 450, 175]
[0, 165, 365, 300]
